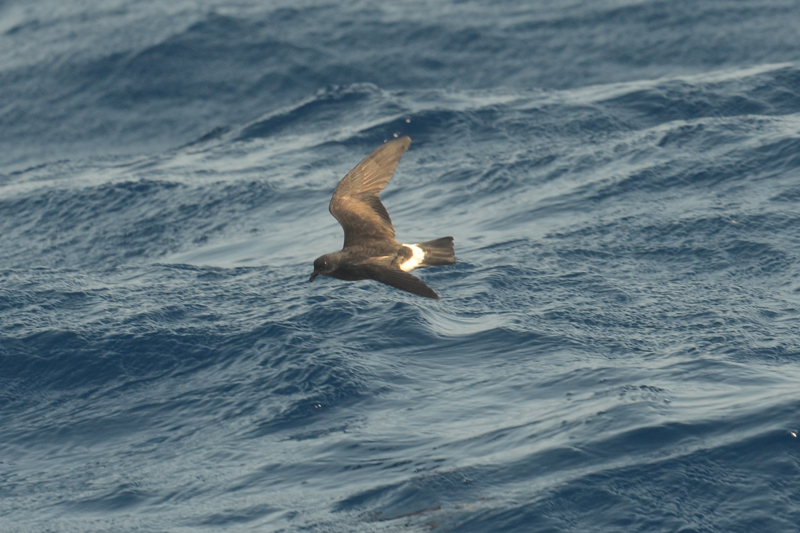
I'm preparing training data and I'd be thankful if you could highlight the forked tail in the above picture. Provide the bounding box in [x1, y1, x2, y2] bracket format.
[415, 237, 456, 267]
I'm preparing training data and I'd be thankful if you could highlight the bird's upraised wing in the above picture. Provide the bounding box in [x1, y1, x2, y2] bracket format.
[329, 136, 411, 248]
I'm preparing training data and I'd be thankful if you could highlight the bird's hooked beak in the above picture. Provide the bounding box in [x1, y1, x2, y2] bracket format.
[309, 271, 318, 282]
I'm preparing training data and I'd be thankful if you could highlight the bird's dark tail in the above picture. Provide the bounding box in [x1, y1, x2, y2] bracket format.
[416, 237, 456, 267]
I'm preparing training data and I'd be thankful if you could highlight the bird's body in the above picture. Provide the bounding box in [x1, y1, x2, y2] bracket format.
[309, 136, 455, 299]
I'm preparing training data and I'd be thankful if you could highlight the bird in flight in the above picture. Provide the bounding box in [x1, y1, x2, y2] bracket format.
[309, 136, 455, 299]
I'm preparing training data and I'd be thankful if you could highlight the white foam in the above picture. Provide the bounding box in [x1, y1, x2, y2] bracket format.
[400, 244, 424, 272]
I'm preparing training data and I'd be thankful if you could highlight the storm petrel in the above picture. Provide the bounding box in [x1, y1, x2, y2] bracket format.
[309, 136, 455, 299]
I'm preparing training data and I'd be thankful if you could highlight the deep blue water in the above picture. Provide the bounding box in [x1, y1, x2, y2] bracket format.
[2, 1, 800, 531]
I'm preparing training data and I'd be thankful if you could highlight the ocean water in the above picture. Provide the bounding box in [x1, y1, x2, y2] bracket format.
[2, 1, 800, 531]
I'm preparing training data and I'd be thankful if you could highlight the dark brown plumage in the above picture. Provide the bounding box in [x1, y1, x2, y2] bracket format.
[309, 136, 455, 299]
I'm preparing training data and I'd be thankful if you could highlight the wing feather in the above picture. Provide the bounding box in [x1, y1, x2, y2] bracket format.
[329, 137, 411, 247]
[361, 266, 440, 300]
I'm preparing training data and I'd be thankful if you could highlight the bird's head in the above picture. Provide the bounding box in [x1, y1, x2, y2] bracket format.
[309, 253, 337, 282]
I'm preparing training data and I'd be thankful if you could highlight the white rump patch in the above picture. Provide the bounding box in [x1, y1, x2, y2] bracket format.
[400, 244, 425, 272]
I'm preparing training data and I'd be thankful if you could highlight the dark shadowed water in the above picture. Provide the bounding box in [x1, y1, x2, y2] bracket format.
[2, 1, 800, 531]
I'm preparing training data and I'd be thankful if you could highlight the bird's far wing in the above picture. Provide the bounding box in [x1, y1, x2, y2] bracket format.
[361, 264, 441, 300]
[329, 136, 411, 247]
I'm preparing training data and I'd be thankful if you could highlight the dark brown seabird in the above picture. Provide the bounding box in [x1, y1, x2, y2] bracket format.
[309, 136, 455, 299]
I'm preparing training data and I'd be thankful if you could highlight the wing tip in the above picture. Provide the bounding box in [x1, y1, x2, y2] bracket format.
[384, 135, 411, 152]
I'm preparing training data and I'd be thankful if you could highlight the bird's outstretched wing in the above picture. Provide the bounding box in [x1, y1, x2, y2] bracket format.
[361, 265, 440, 300]
[329, 136, 411, 248]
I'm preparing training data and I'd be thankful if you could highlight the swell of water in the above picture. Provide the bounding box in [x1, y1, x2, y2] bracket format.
[2, 1, 800, 532]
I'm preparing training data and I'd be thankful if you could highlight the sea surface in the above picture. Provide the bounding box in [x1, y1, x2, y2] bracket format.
[2, 1, 800, 531]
